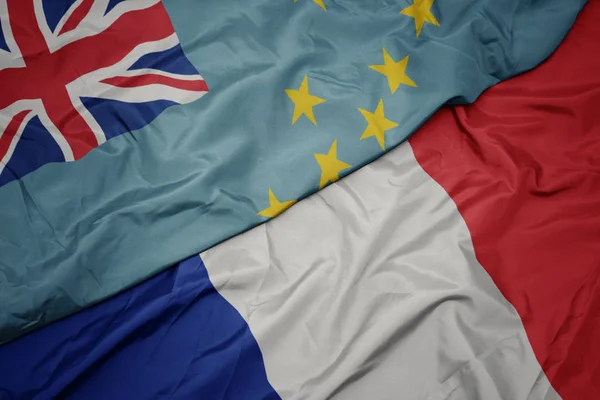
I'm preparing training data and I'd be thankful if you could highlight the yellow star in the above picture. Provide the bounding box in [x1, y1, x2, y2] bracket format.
[258, 188, 296, 218]
[369, 49, 417, 94]
[400, 0, 440, 38]
[285, 76, 326, 125]
[357, 99, 398, 151]
[313, 0, 326, 10]
[314, 140, 351, 189]
[293, 0, 327, 10]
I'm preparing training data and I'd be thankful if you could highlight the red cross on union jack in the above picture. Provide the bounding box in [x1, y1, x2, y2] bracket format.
[0, 0, 208, 181]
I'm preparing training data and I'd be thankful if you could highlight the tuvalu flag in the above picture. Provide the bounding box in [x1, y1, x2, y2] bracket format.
[0, 2, 599, 399]
[0, 0, 587, 343]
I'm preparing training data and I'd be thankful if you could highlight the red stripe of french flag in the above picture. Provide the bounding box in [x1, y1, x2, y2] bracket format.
[409, 2, 600, 398]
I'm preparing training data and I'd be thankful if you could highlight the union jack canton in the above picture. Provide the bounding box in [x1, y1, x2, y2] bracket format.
[0, 0, 208, 186]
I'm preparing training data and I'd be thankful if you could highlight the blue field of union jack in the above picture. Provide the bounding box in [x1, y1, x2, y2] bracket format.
[0, 0, 208, 187]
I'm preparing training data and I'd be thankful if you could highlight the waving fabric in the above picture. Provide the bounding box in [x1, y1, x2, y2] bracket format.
[0, 0, 586, 344]
[1, 1, 598, 398]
